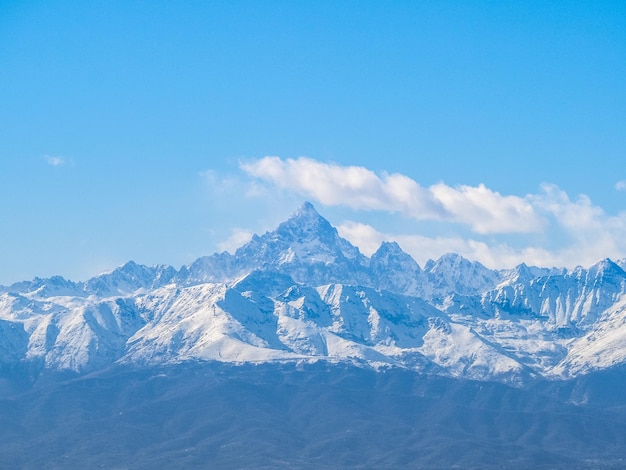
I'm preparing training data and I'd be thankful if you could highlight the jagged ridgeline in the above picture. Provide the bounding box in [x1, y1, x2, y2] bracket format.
[2, 202, 626, 382]
[5, 202, 626, 469]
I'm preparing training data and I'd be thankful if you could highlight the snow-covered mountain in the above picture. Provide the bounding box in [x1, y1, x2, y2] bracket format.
[176, 202, 371, 287]
[2, 202, 626, 383]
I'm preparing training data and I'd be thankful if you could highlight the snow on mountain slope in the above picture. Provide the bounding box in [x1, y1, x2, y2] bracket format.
[369, 241, 422, 295]
[37, 297, 145, 371]
[422, 253, 501, 300]
[125, 278, 450, 373]
[0, 291, 145, 372]
[553, 295, 626, 377]
[85, 261, 176, 297]
[482, 258, 626, 328]
[496, 263, 563, 287]
[1, 262, 177, 299]
[429, 258, 626, 378]
[0, 275, 528, 381]
[124, 282, 305, 365]
[419, 320, 528, 381]
[2, 202, 626, 382]
[4, 276, 85, 298]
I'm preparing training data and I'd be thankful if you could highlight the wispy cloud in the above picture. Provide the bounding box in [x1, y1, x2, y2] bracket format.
[615, 180, 626, 191]
[240, 156, 626, 268]
[241, 156, 545, 234]
[44, 155, 67, 167]
[218, 229, 254, 254]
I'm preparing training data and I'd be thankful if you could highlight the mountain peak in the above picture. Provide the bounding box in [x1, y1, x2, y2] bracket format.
[285, 201, 327, 227]
[275, 202, 335, 242]
[369, 241, 422, 294]
[371, 241, 420, 270]
[590, 258, 621, 271]
[376, 241, 403, 253]
[295, 201, 319, 216]
[586, 258, 625, 280]
[425, 252, 471, 272]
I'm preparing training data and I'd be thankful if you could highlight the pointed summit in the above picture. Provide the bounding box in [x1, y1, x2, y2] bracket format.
[585, 258, 626, 285]
[7, 275, 83, 298]
[296, 201, 319, 216]
[425, 253, 474, 272]
[425, 253, 500, 297]
[285, 201, 327, 224]
[179, 202, 370, 286]
[371, 242, 421, 273]
[374, 241, 403, 255]
[275, 202, 335, 242]
[86, 261, 176, 296]
[370, 241, 422, 295]
[588, 258, 623, 273]
[242, 201, 363, 266]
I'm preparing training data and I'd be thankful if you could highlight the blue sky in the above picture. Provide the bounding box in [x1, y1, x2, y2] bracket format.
[1, 1, 625, 284]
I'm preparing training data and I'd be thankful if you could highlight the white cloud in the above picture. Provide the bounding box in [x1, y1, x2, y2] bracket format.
[241, 156, 544, 234]
[337, 221, 587, 270]
[335, 221, 386, 256]
[532, 184, 604, 231]
[240, 156, 626, 268]
[615, 180, 626, 191]
[44, 155, 66, 166]
[337, 221, 493, 268]
[335, 186, 626, 269]
[430, 182, 543, 234]
[529, 184, 626, 264]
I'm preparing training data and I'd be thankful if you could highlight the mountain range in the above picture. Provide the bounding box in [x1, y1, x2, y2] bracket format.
[2, 201, 626, 384]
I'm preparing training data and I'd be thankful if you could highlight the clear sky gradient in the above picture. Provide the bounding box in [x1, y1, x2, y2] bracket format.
[1, 1, 625, 284]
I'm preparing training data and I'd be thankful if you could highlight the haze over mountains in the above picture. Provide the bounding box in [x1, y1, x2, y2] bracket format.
[2, 202, 626, 383]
